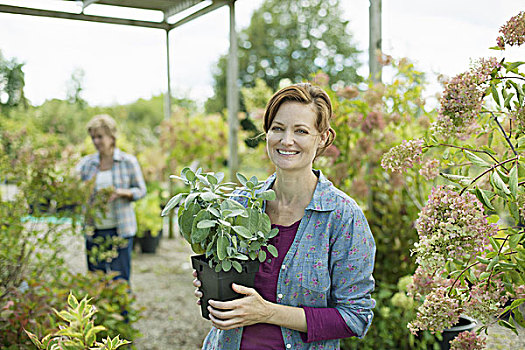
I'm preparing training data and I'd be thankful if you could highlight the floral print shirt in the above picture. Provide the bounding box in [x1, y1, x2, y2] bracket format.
[202, 170, 376, 350]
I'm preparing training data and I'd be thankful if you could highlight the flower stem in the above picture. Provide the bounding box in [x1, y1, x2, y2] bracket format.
[459, 156, 518, 195]
[489, 111, 518, 156]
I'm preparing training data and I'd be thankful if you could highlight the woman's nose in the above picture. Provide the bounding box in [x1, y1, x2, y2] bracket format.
[280, 131, 294, 145]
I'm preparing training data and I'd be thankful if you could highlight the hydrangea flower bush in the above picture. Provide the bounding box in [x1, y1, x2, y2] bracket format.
[382, 12, 525, 346]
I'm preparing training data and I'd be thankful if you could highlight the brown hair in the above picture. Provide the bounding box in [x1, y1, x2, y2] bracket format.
[86, 114, 117, 145]
[263, 83, 336, 157]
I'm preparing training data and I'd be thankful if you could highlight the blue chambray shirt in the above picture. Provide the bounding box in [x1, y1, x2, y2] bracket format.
[77, 148, 147, 238]
[202, 170, 376, 350]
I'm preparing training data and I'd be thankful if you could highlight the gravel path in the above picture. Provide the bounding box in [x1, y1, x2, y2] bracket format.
[64, 229, 523, 350]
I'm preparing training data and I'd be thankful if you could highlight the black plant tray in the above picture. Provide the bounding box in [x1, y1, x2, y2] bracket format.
[191, 254, 260, 319]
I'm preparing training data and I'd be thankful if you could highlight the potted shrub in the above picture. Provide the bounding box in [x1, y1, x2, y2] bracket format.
[135, 191, 163, 253]
[161, 167, 279, 319]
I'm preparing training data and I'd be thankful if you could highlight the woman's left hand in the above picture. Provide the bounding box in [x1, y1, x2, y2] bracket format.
[108, 188, 132, 202]
[207, 283, 273, 330]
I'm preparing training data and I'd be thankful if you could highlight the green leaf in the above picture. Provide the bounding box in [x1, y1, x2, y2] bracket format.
[232, 225, 253, 238]
[267, 244, 278, 258]
[258, 213, 271, 234]
[197, 219, 217, 229]
[475, 188, 495, 211]
[236, 173, 248, 185]
[258, 250, 267, 263]
[232, 261, 242, 273]
[509, 233, 524, 250]
[161, 193, 184, 217]
[207, 174, 218, 185]
[491, 171, 511, 195]
[268, 227, 279, 238]
[464, 151, 491, 168]
[509, 163, 518, 197]
[440, 172, 471, 186]
[491, 83, 501, 107]
[222, 259, 232, 272]
[200, 192, 219, 201]
[497, 319, 518, 335]
[506, 61, 525, 71]
[504, 92, 515, 109]
[225, 209, 247, 218]
[184, 168, 196, 182]
[249, 176, 258, 185]
[192, 210, 212, 243]
[257, 190, 276, 201]
[179, 203, 199, 242]
[217, 234, 229, 260]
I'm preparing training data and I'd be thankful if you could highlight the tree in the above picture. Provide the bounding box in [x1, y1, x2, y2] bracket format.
[0, 50, 27, 110]
[205, 0, 362, 114]
[66, 67, 87, 109]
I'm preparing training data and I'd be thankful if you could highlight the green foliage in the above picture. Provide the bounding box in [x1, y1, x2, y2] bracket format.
[161, 167, 278, 272]
[25, 292, 130, 350]
[206, 0, 362, 114]
[159, 108, 229, 175]
[134, 191, 163, 237]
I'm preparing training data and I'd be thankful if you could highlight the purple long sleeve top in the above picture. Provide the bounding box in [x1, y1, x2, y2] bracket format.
[240, 220, 355, 349]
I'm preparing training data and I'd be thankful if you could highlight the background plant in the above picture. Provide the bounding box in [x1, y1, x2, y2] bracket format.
[382, 12, 525, 347]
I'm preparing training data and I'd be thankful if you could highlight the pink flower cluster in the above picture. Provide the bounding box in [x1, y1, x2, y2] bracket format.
[464, 280, 508, 323]
[450, 331, 486, 350]
[381, 139, 424, 173]
[414, 187, 497, 269]
[407, 266, 452, 300]
[435, 58, 500, 138]
[408, 286, 462, 334]
[496, 11, 525, 49]
[419, 159, 440, 180]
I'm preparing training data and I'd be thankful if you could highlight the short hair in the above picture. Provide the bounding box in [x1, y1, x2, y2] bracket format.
[86, 114, 118, 141]
[263, 83, 336, 157]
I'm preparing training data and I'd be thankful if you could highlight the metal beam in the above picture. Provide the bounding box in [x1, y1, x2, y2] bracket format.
[169, 0, 228, 30]
[0, 4, 170, 30]
[82, 0, 99, 10]
[164, 0, 203, 21]
[227, 0, 238, 181]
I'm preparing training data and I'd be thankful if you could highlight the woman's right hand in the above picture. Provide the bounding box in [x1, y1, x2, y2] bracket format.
[192, 270, 203, 305]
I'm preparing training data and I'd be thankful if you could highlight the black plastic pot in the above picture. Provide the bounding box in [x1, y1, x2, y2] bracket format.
[439, 315, 477, 350]
[191, 254, 260, 320]
[138, 230, 162, 253]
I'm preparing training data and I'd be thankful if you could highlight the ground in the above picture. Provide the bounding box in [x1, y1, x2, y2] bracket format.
[64, 230, 524, 350]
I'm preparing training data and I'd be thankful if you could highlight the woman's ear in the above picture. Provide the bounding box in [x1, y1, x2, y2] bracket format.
[319, 130, 330, 147]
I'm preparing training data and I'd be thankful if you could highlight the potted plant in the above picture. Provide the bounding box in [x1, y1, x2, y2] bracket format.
[161, 167, 279, 319]
[135, 191, 163, 253]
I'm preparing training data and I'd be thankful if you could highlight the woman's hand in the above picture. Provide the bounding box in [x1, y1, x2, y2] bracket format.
[192, 270, 202, 305]
[108, 188, 133, 202]
[207, 283, 273, 330]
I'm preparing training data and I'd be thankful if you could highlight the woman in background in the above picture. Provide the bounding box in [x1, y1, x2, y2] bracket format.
[78, 114, 146, 282]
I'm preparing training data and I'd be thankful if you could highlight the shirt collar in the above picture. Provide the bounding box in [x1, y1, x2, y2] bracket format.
[93, 148, 124, 164]
[259, 169, 337, 212]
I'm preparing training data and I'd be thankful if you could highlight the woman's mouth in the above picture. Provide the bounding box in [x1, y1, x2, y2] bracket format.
[277, 150, 299, 155]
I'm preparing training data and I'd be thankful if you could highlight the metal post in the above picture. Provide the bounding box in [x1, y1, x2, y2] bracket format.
[227, 0, 239, 181]
[369, 0, 382, 83]
[165, 28, 175, 239]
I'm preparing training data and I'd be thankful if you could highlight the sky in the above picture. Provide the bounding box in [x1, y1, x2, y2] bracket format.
[0, 0, 523, 107]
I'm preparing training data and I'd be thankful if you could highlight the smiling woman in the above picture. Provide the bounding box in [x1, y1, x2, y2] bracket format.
[193, 83, 376, 350]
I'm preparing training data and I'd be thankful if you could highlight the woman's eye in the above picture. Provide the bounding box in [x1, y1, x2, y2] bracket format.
[296, 129, 308, 134]
[271, 126, 283, 131]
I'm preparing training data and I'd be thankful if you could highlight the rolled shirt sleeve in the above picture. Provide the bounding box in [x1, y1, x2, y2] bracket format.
[128, 156, 146, 201]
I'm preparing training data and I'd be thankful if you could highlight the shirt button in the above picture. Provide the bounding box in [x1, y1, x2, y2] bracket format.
[281, 264, 286, 270]
[286, 344, 291, 349]
[278, 293, 283, 299]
